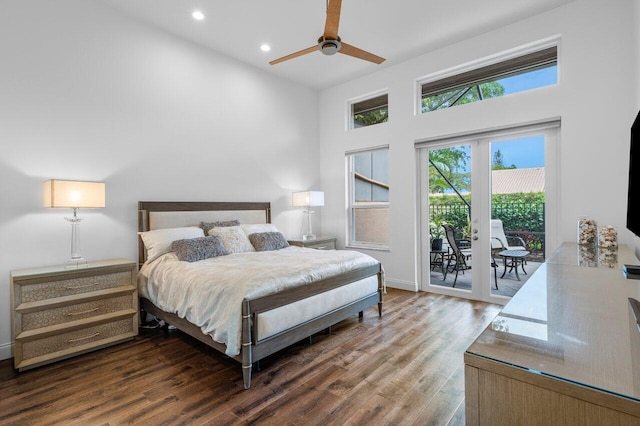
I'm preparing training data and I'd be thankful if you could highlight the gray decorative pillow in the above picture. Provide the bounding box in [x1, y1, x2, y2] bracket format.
[170, 236, 228, 262]
[199, 219, 240, 235]
[249, 232, 290, 252]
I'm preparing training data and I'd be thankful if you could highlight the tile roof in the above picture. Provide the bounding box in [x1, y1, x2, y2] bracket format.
[492, 167, 545, 194]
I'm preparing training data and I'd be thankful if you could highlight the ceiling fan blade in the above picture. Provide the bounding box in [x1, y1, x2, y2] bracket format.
[323, 0, 342, 40]
[339, 42, 385, 64]
[269, 45, 318, 65]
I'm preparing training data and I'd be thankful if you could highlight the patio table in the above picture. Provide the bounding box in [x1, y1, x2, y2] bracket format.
[498, 249, 530, 280]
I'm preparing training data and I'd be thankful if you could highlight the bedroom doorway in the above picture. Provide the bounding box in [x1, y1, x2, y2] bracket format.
[417, 121, 559, 304]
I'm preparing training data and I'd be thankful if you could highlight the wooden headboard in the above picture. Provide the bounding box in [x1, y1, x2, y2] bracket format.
[137, 201, 271, 267]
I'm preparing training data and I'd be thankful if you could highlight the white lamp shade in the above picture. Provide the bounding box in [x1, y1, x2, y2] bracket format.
[43, 180, 106, 208]
[292, 191, 324, 207]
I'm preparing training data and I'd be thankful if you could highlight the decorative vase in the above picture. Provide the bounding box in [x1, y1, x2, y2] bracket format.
[577, 216, 597, 245]
[598, 225, 618, 248]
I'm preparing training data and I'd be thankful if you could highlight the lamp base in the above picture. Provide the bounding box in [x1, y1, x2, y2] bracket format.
[65, 258, 88, 269]
[302, 233, 317, 241]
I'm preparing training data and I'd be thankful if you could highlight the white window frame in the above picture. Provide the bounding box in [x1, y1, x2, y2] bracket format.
[346, 145, 390, 251]
[414, 36, 560, 115]
[346, 89, 389, 131]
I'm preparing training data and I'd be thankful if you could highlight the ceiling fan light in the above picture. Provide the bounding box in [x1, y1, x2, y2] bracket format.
[319, 39, 342, 56]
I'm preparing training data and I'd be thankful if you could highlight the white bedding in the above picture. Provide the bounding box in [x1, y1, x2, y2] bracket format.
[138, 246, 380, 356]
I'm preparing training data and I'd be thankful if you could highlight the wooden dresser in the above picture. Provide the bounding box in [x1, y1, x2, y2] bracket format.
[10, 259, 138, 371]
[465, 243, 640, 424]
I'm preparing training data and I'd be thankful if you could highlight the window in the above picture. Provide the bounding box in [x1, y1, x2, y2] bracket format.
[350, 93, 388, 129]
[420, 46, 557, 113]
[347, 147, 389, 249]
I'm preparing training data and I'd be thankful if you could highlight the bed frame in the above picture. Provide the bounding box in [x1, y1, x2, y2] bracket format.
[137, 201, 383, 389]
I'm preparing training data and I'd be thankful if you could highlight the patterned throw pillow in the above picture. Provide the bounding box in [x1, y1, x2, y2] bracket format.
[170, 236, 228, 262]
[208, 226, 255, 253]
[249, 232, 290, 252]
[199, 219, 240, 235]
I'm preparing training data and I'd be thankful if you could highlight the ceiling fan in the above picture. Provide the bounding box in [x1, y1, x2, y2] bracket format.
[269, 0, 385, 66]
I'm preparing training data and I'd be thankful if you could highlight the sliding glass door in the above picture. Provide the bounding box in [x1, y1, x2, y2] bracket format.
[418, 122, 559, 304]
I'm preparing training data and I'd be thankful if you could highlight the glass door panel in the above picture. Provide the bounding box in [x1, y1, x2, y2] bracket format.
[489, 135, 546, 298]
[426, 144, 475, 294]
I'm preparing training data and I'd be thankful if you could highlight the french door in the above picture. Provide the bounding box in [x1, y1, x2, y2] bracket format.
[417, 122, 559, 304]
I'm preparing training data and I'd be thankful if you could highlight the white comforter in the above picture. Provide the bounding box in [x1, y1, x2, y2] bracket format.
[138, 246, 379, 356]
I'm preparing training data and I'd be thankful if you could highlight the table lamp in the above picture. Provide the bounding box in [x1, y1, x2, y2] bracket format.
[43, 179, 105, 267]
[292, 191, 324, 241]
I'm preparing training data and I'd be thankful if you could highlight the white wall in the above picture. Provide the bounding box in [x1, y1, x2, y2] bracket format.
[0, 0, 319, 360]
[318, 0, 638, 290]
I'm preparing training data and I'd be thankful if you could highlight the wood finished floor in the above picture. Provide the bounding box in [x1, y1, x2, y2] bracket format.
[0, 289, 501, 426]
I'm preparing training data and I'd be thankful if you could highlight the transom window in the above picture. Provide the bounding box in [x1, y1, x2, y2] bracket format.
[420, 46, 557, 113]
[350, 93, 388, 129]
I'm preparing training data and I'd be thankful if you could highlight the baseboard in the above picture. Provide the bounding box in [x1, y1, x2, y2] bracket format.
[0, 341, 13, 361]
[384, 278, 417, 292]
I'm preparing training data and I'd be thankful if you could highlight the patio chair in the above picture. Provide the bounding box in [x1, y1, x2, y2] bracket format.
[490, 219, 527, 251]
[442, 224, 472, 287]
[491, 219, 528, 273]
[490, 247, 500, 290]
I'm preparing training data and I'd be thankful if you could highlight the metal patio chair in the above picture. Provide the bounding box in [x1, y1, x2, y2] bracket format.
[442, 224, 472, 287]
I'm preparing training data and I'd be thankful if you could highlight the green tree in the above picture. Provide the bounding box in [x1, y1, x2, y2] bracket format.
[492, 149, 516, 170]
[422, 81, 506, 112]
[354, 107, 388, 126]
[429, 147, 470, 194]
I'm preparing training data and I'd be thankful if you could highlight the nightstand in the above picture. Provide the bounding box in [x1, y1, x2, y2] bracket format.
[288, 236, 337, 250]
[10, 259, 138, 371]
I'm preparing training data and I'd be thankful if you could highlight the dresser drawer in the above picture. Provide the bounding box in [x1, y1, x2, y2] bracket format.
[20, 290, 135, 331]
[18, 270, 132, 303]
[16, 315, 136, 370]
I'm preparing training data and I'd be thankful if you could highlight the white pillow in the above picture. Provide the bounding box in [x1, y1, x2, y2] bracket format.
[241, 223, 279, 236]
[209, 226, 255, 254]
[139, 226, 205, 263]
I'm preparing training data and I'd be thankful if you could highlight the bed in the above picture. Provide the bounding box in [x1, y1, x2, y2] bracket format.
[137, 201, 384, 389]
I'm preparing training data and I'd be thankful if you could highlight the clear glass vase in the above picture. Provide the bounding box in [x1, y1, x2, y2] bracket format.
[598, 225, 618, 248]
[577, 216, 597, 245]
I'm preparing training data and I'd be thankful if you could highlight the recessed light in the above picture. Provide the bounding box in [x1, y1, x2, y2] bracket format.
[260, 44, 271, 52]
[192, 10, 205, 21]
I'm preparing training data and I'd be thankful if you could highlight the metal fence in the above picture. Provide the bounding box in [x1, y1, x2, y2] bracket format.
[430, 202, 546, 260]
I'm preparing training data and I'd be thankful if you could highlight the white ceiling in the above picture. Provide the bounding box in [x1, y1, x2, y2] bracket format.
[99, 0, 573, 90]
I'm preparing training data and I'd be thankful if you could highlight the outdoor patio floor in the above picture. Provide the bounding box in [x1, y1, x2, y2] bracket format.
[429, 259, 543, 298]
